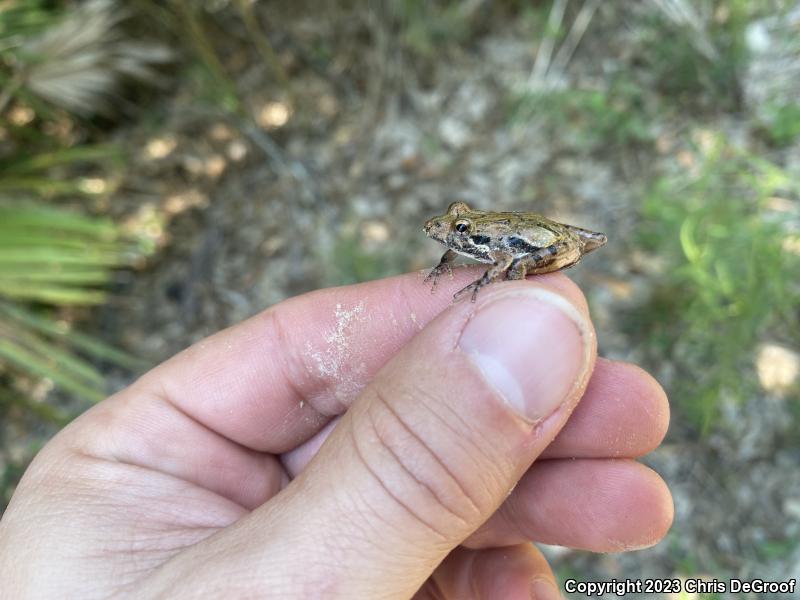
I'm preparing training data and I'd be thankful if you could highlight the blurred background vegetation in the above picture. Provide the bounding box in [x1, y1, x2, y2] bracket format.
[1, 0, 798, 595]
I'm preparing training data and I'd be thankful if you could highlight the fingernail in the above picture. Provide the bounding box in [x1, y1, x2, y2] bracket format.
[458, 288, 590, 422]
[531, 577, 562, 600]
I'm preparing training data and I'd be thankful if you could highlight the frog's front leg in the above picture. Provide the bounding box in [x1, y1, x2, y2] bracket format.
[453, 251, 514, 303]
[424, 249, 458, 293]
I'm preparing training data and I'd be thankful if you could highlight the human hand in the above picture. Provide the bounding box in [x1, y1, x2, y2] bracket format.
[0, 271, 672, 599]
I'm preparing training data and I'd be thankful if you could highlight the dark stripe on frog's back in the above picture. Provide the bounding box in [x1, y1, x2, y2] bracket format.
[469, 211, 570, 252]
[506, 236, 540, 255]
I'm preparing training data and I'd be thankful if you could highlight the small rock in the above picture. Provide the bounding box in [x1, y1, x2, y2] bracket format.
[438, 116, 471, 150]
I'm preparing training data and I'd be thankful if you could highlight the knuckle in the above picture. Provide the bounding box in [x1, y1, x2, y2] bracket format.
[349, 384, 493, 541]
[263, 307, 338, 415]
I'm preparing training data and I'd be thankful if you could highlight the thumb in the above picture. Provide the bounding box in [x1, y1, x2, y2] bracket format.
[154, 281, 595, 598]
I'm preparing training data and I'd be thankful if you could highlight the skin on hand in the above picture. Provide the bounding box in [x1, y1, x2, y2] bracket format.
[0, 270, 672, 599]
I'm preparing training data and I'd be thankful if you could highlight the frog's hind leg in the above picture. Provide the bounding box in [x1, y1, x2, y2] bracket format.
[453, 251, 513, 303]
[520, 240, 583, 276]
[506, 258, 528, 280]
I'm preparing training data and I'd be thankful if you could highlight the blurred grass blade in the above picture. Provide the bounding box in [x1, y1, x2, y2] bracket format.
[8, 323, 105, 387]
[0, 177, 99, 196]
[0, 268, 110, 284]
[0, 301, 148, 370]
[0, 144, 122, 174]
[0, 248, 129, 266]
[0, 283, 107, 304]
[2, 389, 70, 425]
[0, 201, 142, 305]
[0, 338, 105, 402]
[0, 204, 117, 237]
[172, 0, 241, 112]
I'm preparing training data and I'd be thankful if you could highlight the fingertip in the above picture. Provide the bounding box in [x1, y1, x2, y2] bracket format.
[589, 460, 674, 552]
[433, 545, 559, 600]
[464, 458, 674, 553]
[470, 545, 558, 600]
[544, 358, 670, 459]
[604, 359, 671, 452]
[637, 363, 670, 447]
[627, 463, 674, 550]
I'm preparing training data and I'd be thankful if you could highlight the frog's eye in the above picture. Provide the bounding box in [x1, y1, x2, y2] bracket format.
[454, 220, 471, 234]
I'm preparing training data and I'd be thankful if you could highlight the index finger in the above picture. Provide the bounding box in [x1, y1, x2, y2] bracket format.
[134, 269, 588, 453]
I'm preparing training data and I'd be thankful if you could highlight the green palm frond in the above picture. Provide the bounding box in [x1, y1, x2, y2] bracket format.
[0, 144, 122, 174]
[0, 201, 150, 416]
[0, 202, 136, 304]
[0, 144, 122, 197]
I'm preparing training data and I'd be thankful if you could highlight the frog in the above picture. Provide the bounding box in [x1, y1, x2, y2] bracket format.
[423, 201, 607, 302]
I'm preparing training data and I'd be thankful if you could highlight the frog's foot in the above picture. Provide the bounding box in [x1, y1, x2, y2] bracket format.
[424, 250, 458, 293]
[453, 252, 513, 302]
[453, 279, 483, 303]
[423, 262, 453, 293]
[453, 270, 497, 303]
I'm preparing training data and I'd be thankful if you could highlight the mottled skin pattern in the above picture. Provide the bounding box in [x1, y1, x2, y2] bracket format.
[423, 201, 607, 302]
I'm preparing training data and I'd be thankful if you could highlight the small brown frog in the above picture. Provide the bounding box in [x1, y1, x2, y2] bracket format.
[423, 201, 607, 301]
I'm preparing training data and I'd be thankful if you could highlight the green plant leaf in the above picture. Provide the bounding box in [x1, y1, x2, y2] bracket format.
[632, 138, 800, 432]
[0, 267, 110, 284]
[0, 338, 105, 402]
[0, 204, 118, 237]
[0, 283, 107, 304]
[0, 301, 148, 371]
[0, 144, 121, 174]
[679, 217, 701, 263]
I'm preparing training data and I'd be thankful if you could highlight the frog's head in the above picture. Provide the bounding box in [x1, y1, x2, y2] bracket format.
[423, 201, 477, 249]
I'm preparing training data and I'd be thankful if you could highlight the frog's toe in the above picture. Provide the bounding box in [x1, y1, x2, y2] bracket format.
[453, 281, 478, 303]
[424, 273, 441, 295]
